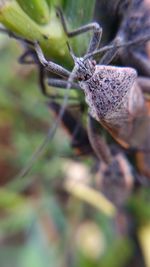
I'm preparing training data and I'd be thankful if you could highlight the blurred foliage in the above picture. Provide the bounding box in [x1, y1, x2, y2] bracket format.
[0, 0, 96, 65]
[0, 1, 149, 267]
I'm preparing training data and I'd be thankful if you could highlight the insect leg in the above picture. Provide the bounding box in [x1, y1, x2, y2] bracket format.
[56, 8, 102, 53]
[34, 42, 71, 78]
[127, 51, 150, 76]
[0, 27, 33, 46]
[84, 34, 150, 62]
[38, 65, 77, 100]
[87, 115, 112, 164]
[48, 102, 92, 155]
[47, 78, 80, 90]
[138, 76, 150, 94]
[18, 49, 37, 64]
[98, 37, 123, 65]
[99, 46, 118, 65]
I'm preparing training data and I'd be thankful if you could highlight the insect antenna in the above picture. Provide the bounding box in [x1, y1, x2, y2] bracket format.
[8, 47, 72, 182]
[8, 87, 71, 182]
[84, 33, 150, 61]
[66, 42, 79, 89]
[0, 26, 34, 47]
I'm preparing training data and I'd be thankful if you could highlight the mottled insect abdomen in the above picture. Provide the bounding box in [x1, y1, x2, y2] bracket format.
[80, 65, 137, 120]
[80, 65, 146, 149]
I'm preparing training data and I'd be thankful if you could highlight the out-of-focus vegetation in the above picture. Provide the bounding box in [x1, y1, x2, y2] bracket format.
[0, 1, 150, 267]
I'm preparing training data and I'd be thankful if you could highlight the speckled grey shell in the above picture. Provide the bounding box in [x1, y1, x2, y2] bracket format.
[79, 65, 137, 121]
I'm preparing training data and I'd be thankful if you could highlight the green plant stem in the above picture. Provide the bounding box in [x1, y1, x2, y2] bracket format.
[0, 0, 71, 64]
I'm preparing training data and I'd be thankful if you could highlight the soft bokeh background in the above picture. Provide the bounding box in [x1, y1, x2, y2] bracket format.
[0, 37, 123, 267]
[0, 1, 150, 267]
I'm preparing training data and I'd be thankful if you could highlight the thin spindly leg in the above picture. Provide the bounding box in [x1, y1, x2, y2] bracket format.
[0, 28, 39, 65]
[38, 64, 49, 97]
[126, 51, 150, 76]
[97, 40, 150, 67]
[0, 27, 33, 46]
[97, 34, 150, 66]
[38, 65, 65, 98]
[19, 51, 69, 99]
[138, 76, 150, 94]
[48, 101, 92, 155]
[34, 42, 71, 78]
[56, 8, 102, 53]
[19, 49, 37, 64]
[38, 67, 79, 100]
[87, 115, 112, 164]
[47, 78, 80, 90]
[19, 49, 51, 97]
[84, 33, 150, 61]
[99, 46, 118, 65]
[0, 27, 39, 65]
[98, 38, 120, 65]
[85, 33, 149, 64]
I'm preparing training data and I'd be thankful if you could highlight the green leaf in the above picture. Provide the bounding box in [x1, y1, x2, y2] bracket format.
[16, 0, 50, 25]
[63, 0, 96, 55]
[0, 0, 71, 64]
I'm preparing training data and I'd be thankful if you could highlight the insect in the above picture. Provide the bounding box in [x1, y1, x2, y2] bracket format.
[58, 5, 150, 182]
[1, 7, 150, 179]
[48, 101, 93, 156]
[34, 8, 150, 164]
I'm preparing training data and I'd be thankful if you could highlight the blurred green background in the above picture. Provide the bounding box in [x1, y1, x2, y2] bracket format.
[0, 1, 150, 267]
[0, 37, 131, 267]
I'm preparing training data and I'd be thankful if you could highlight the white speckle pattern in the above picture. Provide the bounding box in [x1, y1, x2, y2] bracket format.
[80, 65, 137, 120]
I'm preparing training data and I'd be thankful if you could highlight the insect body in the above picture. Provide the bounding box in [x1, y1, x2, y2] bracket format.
[5, 6, 148, 179]
[61, 53, 149, 154]
[33, 6, 150, 176]
[78, 63, 147, 149]
[35, 39, 149, 162]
